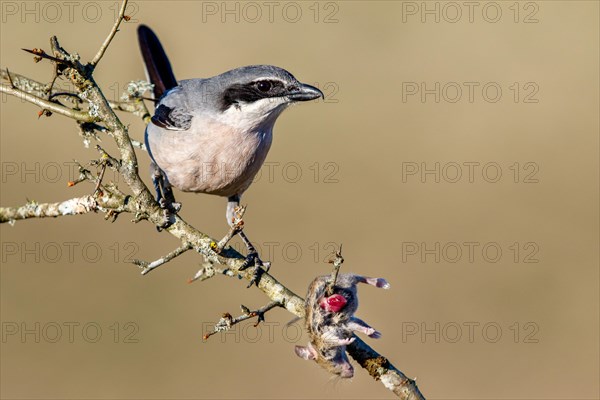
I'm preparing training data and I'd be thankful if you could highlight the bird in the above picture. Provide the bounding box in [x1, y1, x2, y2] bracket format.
[137, 25, 323, 284]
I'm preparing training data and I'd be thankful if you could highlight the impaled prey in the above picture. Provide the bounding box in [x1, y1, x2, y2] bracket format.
[295, 273, 390, 378]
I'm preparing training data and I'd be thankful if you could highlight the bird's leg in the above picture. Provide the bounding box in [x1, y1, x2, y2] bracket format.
[151, 167, 165, 205]
[223, 195, 270, 287]
[153, 173, 181, 213]
[212, 205, 246, 253]
[238, 230, 271, 288]
[161, 182, 180, 212]
[238, 230, 265, 268]
[151, 164, 181, 230]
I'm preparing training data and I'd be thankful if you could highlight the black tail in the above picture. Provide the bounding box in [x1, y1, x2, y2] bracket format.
[137, 25, 178, 100]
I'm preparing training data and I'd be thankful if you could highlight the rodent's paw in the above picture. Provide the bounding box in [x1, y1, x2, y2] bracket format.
[338, 337, 356, 345]
[295, 345, 317, 360]
[376, 278, 390, 289]
[367, 329, 382, 339]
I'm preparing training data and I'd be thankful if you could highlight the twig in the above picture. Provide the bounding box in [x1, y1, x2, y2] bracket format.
[108, 99, 152, 123]
[5, 68, 15, 88]
[93, 162, 107, 194]
[89, 0, 129, 67]
[1, 69, 147, 122]
[0, 193, 132, 223]
[45, 63, 61, 99]
[49, 92, 82, 103]
[0, 84, 96, 122]
[130, 139, 147, 151]
[95, 145, 122, 171]
[1, 69, 48, 97]
[68, 161, 119, 195]
[1, 68, 55, 100]
[203, 301, 282, 340]
[22, 48, 71, 65]
[132, 242, 192, 275]
[187, 263, 236, 283]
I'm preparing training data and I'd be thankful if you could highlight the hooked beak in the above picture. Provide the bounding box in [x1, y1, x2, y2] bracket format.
[288, 83, 324, 102]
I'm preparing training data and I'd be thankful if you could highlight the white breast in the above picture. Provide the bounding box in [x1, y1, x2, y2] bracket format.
[147, 115, 274, 197]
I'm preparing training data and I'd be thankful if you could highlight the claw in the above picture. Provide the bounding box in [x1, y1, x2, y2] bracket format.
[158, 198, 181, 214]
[240, 252, 266, 288]
[246, 268, 263, 288]
[239, 252, 260, 271]
[368, 330, 382, 339]
[262, 261, 271, 273]
[156, 201, 177, 231]
[152, 166, 179, 231]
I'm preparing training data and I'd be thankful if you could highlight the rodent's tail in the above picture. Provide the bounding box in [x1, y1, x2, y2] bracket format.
[137, 25, 178, 101]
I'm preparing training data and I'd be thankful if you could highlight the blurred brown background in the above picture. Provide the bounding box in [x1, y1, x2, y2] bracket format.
[1, 1, 598, 399]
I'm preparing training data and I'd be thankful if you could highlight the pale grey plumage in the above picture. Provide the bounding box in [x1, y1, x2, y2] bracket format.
[139, 26, 322, 279]
[145, 65, 322, 209]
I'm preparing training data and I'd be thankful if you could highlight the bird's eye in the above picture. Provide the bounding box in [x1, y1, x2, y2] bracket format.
[256, 81, 271, 92]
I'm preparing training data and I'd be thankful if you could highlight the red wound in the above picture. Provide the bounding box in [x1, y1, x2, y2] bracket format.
[320, 294, 347, 312]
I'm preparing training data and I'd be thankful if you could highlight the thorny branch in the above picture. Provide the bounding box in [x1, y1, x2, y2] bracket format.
[90, 0, 130, 67]
[187, 262, 237, 283]
[203, 301, 283, 340]
[0, 83, 96, 122]
[0, 4, 425, 399]
[1, 68, 152, 135]
[133, 242, 193, 275]
[0, 193, 132, 223]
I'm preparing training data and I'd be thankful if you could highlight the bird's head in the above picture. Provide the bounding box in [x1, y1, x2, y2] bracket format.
[205, 65, 323, 130]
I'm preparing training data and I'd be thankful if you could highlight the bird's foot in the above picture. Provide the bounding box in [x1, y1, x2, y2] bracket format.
[231, 217, 270, 288]
[158, 198, 182, 213]
[156, 199, 182, 231]
[239, 252, 271, 288]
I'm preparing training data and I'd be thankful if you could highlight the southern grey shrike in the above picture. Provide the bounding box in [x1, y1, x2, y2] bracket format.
[138, 25, 323, 282]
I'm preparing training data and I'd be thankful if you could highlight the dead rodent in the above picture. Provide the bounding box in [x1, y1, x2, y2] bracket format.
[295, 273, 390, 378]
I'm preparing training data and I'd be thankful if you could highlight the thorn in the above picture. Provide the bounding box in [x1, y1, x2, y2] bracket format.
[5, 68, 15, 88]
[23, 48, 42, 55]
[22, 48, 71, 65]
[123, 15, 131, 21]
